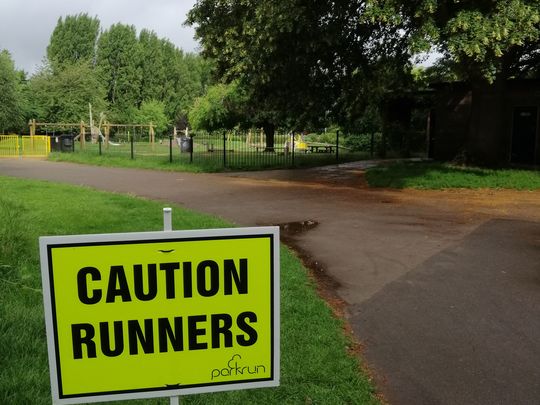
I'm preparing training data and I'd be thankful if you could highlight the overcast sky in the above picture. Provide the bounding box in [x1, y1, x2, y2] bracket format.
[0, 0, 199, 74]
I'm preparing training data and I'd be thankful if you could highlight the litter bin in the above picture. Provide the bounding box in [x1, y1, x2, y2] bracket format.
[50, 134, 74, 152]
[61, 135, 73, 151]
[180, 136, 192, 153]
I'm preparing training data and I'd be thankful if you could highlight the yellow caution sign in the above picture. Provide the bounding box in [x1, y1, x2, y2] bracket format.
[39, 227, 280, 404]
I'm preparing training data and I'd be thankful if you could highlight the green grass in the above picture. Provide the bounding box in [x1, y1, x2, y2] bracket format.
[49, 148, 369, 173]
[0, 176, 378, 405]
[48, 150, 222, 173]
[366, 161, 540, 190]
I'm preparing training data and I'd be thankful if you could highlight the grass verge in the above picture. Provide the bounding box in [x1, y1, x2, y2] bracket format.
[0, 175, 378, 405]
[366, 161, 540, 190]
[48, 151, 219, 173]
[48, 150, 369, 173]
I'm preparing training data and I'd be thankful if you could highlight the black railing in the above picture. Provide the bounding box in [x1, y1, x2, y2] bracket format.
[55, 129, 427, 170]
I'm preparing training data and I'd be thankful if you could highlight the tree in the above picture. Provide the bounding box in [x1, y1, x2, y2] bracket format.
[168, 53, 215, 127]
[138, 30, 167, 102]
[0, 50, 25, 132]
[188, 82, 246, 131]
[47, 14, 100, 71]
[138, 33, 214, 127]
[186, 1, 397, 150]
[364, 0, 540, 163]
[96, 23, 141, 121]
[136, 100, 169, 135]
[28, 62, 108, 124]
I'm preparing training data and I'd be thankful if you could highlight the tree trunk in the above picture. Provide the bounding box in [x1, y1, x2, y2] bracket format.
[263, 123, 275, 152]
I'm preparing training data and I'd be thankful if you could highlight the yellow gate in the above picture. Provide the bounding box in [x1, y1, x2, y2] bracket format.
[0, 135, 50, 157]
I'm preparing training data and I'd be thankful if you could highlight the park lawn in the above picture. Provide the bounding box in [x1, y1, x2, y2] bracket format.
[0, 176, 378, 405]
[48, 144, 367, 173]
[48, 150, 221, 173]
[366, 161, 540, 190]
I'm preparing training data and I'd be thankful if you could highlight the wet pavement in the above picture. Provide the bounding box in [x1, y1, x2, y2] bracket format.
[352, 218, 540, 404]
[1, 158, 539, 404]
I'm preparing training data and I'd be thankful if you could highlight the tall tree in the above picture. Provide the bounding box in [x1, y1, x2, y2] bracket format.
[28, 62, 108, 124]
[138, 30, 167, 102]
[364, 0, 540, 163]
[137, 33, 213, 125]
[168, 53, 214, 127]
[96, 23, 141, 122]
[186, 1, 397, 149]
[0, 50, 25, 132]
[46, 14, 100, 71]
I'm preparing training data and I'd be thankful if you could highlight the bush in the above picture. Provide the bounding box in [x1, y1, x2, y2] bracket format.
[343, 133, 382, 152]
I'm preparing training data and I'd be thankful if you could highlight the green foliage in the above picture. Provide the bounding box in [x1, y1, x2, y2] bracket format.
[28, 62, 108, 124]
[303, 131, 337, 145]
[188, 82, 246, 131]
[365, 0, 540, 82]
[187, 1, 404, 132]
[136, 99, 170, 134]
[169, 53, 215, 127]
[2, 13, 214, 133]
[138, 32, 214, 127]
[96, 23, 142, 116]
[46, 14, 100, 71]
[343, 133, 382, 152]
[0, 50, 25, 132]
[138, 30, 167, 103]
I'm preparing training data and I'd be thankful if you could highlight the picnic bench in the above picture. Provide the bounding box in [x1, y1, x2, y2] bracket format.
[307, 144, 335, 153]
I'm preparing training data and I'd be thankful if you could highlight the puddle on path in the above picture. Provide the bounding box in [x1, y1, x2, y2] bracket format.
[278, 219, 319, 237]
[273, 219, 342, 296]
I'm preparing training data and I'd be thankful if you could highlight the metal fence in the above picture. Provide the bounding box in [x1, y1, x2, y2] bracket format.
[73, 131, 352, 170]
[0, 135, 50, 158]
[54, 130, 427, 170]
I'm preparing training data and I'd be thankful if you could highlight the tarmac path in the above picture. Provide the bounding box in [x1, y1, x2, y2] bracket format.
[1, 158, 539, 404]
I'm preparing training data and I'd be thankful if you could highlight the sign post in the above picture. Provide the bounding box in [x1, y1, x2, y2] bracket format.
[163, 207, 179, 405]
[39, 210, 280, 404]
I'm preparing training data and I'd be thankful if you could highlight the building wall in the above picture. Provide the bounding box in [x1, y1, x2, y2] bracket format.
[430, 82, 471, 161]
[430, 80, 540, 166]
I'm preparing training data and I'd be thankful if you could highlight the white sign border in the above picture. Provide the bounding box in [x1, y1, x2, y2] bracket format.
[39, 226, 280, 405]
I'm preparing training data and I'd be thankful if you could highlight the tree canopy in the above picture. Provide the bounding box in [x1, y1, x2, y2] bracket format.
[28, 62, 107, 124]
[96, 23, 142, 121]
[5, 15, 213, 135]
[188, 82, 246, 131]
[0, 50, 25, 132]
[186, 0, 409, 145]
[364, 0, 540, 82]
[47, 14, 100, 71]
[363, 0, 540, 164]
[136, 100, 170, 134]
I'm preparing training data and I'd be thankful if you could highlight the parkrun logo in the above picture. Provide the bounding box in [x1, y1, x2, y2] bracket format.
[211, 354, 266, 380]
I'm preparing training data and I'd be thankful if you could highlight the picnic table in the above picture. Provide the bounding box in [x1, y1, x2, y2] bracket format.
[308, 144, 335, 153]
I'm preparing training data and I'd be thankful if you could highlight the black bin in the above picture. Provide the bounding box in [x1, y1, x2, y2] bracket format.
[180, 136, 192, 153]
[50, 134, 74, 152]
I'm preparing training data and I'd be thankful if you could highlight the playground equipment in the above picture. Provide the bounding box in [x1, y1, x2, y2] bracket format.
[28, 119, 155, 150]
[283, 133, 308, 152]
[246, 128, 266, 148]
[90, 107, 154, 149]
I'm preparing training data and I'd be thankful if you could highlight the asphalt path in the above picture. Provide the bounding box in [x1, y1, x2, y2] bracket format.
[1, 159, 539, 404]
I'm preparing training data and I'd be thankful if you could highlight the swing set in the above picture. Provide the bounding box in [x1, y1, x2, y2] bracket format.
[28, 119, 156, 150]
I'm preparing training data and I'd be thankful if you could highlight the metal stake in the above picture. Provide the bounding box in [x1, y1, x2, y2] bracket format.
[163, 207, 179, 405]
